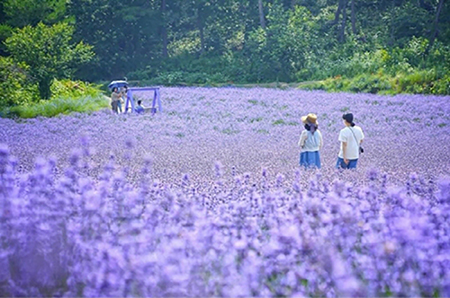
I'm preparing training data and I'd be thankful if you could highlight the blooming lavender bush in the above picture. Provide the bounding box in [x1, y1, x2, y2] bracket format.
[1, 87, 450, 297]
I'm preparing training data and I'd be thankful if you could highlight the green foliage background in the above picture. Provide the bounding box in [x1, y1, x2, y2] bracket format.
[0, 0, 449, 118]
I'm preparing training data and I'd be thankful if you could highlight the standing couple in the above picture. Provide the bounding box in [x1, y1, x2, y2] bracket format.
[110, 86, 127, 114]
[298, 113, 364, 169]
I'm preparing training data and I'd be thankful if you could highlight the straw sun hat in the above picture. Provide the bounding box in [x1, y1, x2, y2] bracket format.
[301, 113, 318, 125]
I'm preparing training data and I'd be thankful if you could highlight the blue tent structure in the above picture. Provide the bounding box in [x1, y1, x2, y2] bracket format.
[108, 80, 162, 114]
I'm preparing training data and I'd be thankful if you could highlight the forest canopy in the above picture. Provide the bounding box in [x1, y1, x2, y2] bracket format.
[1, 0, 449, 103]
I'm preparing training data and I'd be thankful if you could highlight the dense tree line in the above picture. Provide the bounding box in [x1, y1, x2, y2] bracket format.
[1, 0, 449, 99]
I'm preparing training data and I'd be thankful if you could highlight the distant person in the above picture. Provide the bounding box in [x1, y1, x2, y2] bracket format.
[135, 100, 145, 114]
[110, 87, 121, 114]
[298, 113, 323, 169]
[336, 113, 364, 169]
[118, 86, 127, 113]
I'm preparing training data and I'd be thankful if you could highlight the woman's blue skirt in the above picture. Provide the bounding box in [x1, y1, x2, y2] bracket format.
[299, 151, 321, 169]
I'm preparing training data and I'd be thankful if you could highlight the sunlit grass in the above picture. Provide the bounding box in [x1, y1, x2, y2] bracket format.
[1, 79, 110, 118]
[7, 95, 110, 118]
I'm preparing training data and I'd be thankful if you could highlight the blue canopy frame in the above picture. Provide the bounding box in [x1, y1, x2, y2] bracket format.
[124, 87, 162, 114]
[108, 80, 162, 114]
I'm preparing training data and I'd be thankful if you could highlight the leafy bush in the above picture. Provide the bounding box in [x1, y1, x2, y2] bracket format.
[146, 71, 229, 86]
[431, 75, 450, 95]
[126, 66, 157, 81]
[51, 79, 103, 99]
[4, 22, 94, 99]
[299, 70, 449, 95]
[0, 56, 38, 108]
[6, 95, 109, 118]
[1, 78, 107, 118]
[299, 36, 450, 95]
[151, 71, 185, 86]
[183, 72, 210, 84]
[394, 69, 442, 94]
[347, 72, 392, 94]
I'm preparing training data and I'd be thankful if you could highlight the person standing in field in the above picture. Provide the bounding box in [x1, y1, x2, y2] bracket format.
[298, 113, 323, 169]
[111, 87, 121, 114]
[336, 113, 365, 169]
[118, 86, 127, 113]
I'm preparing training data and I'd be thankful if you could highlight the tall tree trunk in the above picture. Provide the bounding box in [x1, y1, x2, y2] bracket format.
[161, 0, 168, 58]
[241, 1, 249, 47]
[429, 0, 444, 49]
[38, 77, 53, 100]
[351, 0, 356, 35]
[338, 0, 347, 43]
[197, 13, 205, 54]
[258, 0, 266, 29]
[387, 0, 396, 46]
[333, 0, 344, 25]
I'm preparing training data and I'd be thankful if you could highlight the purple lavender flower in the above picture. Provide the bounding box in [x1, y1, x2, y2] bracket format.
[0, 88, 449, 297]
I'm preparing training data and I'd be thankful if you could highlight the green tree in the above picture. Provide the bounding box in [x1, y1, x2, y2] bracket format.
[4, 22, 93, 100]
[0, 0, 67, 56]
[68, 0, 161, 81]
[2, 0, 67, 28]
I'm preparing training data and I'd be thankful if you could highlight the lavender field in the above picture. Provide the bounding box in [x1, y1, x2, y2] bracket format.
[1, 87, 450, 297]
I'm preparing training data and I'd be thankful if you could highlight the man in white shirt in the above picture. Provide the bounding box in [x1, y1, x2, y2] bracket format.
[336, 113, 364, 169]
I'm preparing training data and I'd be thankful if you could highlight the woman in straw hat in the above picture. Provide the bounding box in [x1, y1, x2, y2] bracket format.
[298, 113, 323, 169]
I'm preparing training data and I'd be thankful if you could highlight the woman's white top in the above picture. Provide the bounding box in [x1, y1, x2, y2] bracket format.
[298, 130, 323, 152]
[338, 126, 364, 159]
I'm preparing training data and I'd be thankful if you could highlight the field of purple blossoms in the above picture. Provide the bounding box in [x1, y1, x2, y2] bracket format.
[1, 87, 450, 297]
